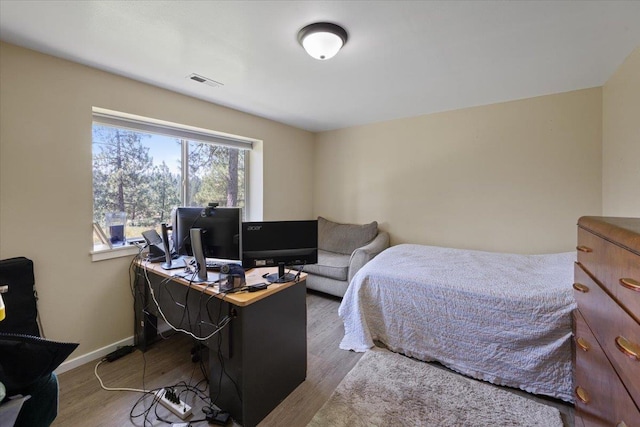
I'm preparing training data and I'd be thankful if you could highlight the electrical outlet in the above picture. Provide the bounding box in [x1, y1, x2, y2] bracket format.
[156, 388, 192, 420]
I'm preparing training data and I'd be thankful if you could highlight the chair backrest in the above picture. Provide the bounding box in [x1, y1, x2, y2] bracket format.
[318, 216, 378, 255]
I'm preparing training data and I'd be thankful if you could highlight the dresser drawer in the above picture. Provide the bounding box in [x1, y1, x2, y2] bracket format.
[577, 227, 640, 321]
[573, 310, 640, 427]
[574, 263, 640, 406]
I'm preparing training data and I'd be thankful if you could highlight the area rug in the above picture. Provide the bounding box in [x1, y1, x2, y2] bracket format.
[308, 347, 563, 427]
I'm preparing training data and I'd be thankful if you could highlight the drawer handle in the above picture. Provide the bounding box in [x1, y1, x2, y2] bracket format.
[575, 386, 590, 404]
[573, 282, 589, 293]
[576, 245, 593, 253]
[619, 278, 640, 292]
[615, 336, 640, 361]
[576, 336, 590, 352]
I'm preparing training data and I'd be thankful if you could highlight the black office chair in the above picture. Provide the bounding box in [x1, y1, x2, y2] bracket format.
[0, 257, 77, 427]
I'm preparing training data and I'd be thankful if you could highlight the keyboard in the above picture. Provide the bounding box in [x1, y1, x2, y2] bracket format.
[206, 260, 243, 271]
[205, 260, 223, 271]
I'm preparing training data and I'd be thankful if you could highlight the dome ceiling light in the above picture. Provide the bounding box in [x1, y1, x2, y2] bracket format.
[297, 22, 348, 60]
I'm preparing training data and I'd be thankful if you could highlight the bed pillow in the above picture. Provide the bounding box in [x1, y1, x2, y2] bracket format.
[318, 217, 378, 255]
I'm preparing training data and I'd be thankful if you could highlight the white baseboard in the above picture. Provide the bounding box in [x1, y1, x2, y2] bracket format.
[55, 336, 134, 375]
[55, 321, 172, 375]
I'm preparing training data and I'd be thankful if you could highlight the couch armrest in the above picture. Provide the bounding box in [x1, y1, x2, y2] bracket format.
[348, 231, 390, 283]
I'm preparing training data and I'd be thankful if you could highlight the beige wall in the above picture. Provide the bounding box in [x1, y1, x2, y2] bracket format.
[0, 42, 314, 358]
[314, 88, 603, 254]
[603, 46, 640, 216]
[2, 39, 629, 362]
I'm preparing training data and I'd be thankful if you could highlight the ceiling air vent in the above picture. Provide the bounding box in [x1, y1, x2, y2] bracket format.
[187, 73, 223, 88]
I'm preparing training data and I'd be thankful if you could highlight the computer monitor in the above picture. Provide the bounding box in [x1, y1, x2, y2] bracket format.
[172, 206, 242, 263]
[242, 220, 318, 283]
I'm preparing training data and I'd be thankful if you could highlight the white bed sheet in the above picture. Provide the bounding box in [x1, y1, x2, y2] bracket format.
[338, 244, 576, 402]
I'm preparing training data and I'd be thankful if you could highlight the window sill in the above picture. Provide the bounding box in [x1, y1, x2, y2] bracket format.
[91, 243, 141, 262]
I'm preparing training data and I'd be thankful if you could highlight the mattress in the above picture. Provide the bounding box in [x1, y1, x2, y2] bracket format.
[338, 244, 576, 402]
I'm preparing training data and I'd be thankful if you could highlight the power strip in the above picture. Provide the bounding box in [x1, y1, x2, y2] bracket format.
[155, 388, 192, 420]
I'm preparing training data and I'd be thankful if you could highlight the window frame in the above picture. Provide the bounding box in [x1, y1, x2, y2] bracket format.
[91, 107, 256, 260]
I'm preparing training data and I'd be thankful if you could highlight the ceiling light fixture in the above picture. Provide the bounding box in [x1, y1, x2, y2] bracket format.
[297, 22, 348, 60]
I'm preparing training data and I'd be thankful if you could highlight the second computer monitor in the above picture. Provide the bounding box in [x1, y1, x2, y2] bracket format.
[172, 206, 242, 263]
[242, 220, 318, 282]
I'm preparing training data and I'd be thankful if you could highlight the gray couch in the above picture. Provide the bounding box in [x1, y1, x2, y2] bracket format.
[296, 217, 390, 298]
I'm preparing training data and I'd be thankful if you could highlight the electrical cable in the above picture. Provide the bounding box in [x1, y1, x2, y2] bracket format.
[128, 381, 213, 425]
[105, 253, 219, 425]
[192, 280, 221, 345]
[94, 359, 148, 393]
[132, 256, 241, 423]
[129, 247, 146, 300]
[140, 265, 179, 341]
[181, 271, 203, 340]
[293, 261, 306, 282]
[96, 355, 213, 426]
[142, 260, 232, 341]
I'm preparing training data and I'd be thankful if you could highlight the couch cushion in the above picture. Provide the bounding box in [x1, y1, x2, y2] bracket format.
[318, 216, 378, 255]
[302, 250, 350, 281]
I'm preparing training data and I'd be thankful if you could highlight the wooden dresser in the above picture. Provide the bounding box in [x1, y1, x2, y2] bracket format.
[573, 216, 640, 427]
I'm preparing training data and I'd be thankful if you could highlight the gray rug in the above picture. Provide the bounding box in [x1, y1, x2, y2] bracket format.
[308, 347, 563, 427]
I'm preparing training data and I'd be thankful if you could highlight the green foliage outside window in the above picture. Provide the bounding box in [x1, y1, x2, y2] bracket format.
[92, 125, 246, 240]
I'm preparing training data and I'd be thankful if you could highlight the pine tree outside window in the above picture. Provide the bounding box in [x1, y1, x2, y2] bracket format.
[92, 108, 252, 247]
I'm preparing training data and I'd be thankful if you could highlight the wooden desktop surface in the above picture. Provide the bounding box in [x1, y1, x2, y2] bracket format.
[136, 259, 306, 307]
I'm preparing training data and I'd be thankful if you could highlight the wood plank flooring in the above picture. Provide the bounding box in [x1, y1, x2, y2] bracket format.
[53, 291, 573, 426]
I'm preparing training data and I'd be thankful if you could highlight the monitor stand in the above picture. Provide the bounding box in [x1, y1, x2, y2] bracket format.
[266, 263, 297, 283]
[161, 257, 187, 270]
[189, 228, 208, 282]
[160, 223, 187, 270]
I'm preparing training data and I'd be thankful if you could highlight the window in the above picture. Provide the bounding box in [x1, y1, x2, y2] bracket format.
[92, 108, 252, 246]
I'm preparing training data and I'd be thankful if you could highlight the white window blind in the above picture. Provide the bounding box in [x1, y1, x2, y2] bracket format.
[92, 107, 254, 150]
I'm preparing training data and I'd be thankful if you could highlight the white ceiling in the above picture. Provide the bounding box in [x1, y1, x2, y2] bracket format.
[1, 1, 639, 132]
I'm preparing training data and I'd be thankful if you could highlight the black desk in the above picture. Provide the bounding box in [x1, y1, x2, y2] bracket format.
[134, 261, 307, 427]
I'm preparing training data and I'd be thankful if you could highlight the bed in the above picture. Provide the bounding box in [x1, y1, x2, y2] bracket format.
[338, 244, 576, 402]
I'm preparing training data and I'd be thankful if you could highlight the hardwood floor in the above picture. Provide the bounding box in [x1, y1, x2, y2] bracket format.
[54, 291, 573, 426]
[53, 291, 362, 426]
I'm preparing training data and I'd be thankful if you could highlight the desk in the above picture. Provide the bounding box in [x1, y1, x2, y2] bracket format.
[134, 260, 307, 427]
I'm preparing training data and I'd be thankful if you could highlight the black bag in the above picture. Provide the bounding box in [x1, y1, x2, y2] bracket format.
[0, 258, 79, 392]
[0, 257, 40, 337]
[0, 333, 78, 391]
